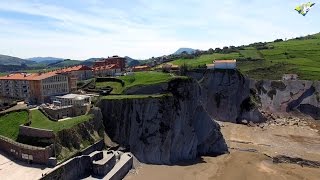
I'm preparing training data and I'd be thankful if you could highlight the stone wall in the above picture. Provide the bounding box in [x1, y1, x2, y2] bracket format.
[19, 125, 55, 139]
[41, 151, 103, 180]
[80, 139, 105, 156]
[42, 155, 93, 180]
[106, 153, 133, 180]
[0, 135, 53, 165]
[42, 105, 89, 120]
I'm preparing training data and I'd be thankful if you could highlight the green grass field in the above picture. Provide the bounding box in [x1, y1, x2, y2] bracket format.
[95, 71, 187, 94]
[172, 53, 241, 67]
[101, 94, 172, 100]
[30, 110, 92, 133]
[95, 81, 124, 94]
[170, 33, 320, 80]
[0, 111, 28, 140]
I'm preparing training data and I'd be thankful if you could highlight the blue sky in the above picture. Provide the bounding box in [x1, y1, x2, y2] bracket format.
[0, 0, 319, 60]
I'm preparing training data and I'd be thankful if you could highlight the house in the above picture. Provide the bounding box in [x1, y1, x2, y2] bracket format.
[282, 74, 298, 81]
[132, 65, 151, 72]
[207, 60, 237, 70]
[0, 72, 70, 104]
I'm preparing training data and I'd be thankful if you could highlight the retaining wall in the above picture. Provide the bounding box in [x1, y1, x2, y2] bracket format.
[80, 139, 105, 156]
[0, 135, 53, 165]
[19, 125, 55, 139]
[106, 153, 133, 180]
[41, 151, 103, 180]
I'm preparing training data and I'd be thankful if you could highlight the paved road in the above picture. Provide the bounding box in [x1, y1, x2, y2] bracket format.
[0, 152, 52, 180]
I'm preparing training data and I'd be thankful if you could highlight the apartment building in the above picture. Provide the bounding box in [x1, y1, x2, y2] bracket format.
[0, 72, 70, 104]
[57, 65, 93, 81]
[94, 56, 126, 71]
[93, 64, 121, 77]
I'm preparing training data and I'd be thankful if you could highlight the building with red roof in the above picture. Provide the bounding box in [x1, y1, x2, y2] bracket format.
[94, 56, 126, 71]
[0, 65, 93, 104]
[93, 56, 125, 77]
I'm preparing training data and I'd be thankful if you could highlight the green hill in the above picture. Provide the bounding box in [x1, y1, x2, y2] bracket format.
[0, 54, 36, 65]
[48, 59, 82, 67]
[170, 33, 320, 80]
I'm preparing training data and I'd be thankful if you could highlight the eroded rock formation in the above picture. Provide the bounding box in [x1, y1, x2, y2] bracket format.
[252, 80, 320, 119]
[98, 79, 228, 164]
[188, 70, 265, 123]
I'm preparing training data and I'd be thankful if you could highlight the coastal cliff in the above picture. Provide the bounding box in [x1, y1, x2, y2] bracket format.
[98, 79, 228, 164]
[188, 70, 265, 123]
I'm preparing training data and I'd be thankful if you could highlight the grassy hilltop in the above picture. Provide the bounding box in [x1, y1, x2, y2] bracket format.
[171, 33, 320, 80]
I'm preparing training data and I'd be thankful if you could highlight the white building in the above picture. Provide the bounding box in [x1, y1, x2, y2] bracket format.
[52, 94, 91, 107]
[207, 60, 237, 70]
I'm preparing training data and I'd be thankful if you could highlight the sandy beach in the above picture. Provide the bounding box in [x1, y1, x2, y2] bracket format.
[125, 120, 320, 180]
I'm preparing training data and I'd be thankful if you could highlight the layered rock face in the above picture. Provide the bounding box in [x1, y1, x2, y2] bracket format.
[192, 70, 265, 123]
[98, 79, 228, 164]
[252, 80, 320, 119]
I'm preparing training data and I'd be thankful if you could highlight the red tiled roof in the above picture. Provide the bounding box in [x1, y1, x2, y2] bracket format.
[0, 71, 60, 81]
[93, 64, 120, 71]
[0, 65, 92, 81]
[56, 65, 92, 73]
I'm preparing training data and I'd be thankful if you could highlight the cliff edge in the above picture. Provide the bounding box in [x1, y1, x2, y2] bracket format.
[98, 78, 228, 164]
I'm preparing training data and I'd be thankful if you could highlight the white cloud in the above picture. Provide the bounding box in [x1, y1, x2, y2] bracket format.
[0, 0, 319, 59]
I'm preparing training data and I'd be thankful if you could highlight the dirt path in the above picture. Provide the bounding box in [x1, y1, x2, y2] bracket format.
[125, 121, 320, 180]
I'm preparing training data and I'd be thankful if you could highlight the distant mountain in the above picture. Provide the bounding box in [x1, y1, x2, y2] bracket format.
[27, 57, 63, 64]
[80, 58, 103, 66]
[0, 54, 36, 65]
[173, 48, 196, 55]
[48, 59, 82, 67]
[125, 56, 141, 67]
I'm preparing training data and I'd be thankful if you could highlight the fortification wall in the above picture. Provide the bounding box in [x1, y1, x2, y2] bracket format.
[0, 135, 53, 165]
[19, 125, 55, 139]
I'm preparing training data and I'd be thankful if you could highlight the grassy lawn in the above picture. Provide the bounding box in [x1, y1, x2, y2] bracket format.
[168, 33, 320, 80]
[95, 81, 124, 94]
[119, 71, 174, 88]
[0, 111, 28, 140]
[101, 94, 172, 100]
[239, 49, 264, 59]
[171, 53, 241, 67]
[95, 71, 188, 94]
[30, 110, 92, 133]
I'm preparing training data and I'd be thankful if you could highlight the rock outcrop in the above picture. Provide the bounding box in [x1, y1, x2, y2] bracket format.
[188, 69, 265, 123]
[252, 80, 320, 119]
[98, 79, 228, 164]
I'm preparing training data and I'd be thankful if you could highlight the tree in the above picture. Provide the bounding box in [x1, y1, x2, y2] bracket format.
[208, 48, 214, 54]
